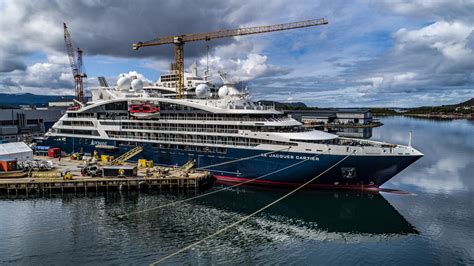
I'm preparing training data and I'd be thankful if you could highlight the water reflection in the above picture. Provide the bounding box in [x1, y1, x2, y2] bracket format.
[0, 189, 417, 242]
[372, 116, 474, 193]
[194, 187, 416, 236]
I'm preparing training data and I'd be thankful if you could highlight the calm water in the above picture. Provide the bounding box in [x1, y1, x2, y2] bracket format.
[0, 116, 473, 265]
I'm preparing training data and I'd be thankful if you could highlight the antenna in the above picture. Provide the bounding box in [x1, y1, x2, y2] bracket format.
[408, 131, 412, 147]
[205, 44, 209, 80]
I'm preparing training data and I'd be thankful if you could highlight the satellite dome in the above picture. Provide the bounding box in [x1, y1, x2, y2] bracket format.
[218, 86, 229, 98]
[131, 79, 144, 91]
[117, 77, 131, 91]
[195, 84, 210, 99]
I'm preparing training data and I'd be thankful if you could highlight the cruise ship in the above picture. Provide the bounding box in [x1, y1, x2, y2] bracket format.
[43, 66, 423, 189]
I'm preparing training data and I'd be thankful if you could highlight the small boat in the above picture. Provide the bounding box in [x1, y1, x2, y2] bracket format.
[0, 171, 28, 179]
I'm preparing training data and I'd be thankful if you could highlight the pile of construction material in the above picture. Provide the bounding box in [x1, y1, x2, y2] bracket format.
[17, 159, 54, 171]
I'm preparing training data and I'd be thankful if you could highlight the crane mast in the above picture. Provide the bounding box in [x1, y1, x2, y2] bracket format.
[133, 18, 328, 99]
[63, 23, 87, 104]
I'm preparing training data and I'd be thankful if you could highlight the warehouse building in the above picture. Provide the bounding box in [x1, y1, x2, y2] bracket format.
[0, 142, 33, 161]
[0, 108, 64, 143]
[285, 109, 373, 125]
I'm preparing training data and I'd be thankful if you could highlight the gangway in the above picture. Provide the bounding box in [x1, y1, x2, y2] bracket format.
[180, 159, 196, 172]
[111, 146, 143, 165]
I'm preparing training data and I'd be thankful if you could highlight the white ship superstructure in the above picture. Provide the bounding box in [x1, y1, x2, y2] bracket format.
[44, 70, 422, 188]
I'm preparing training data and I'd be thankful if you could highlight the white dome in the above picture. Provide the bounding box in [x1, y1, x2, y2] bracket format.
[218, 86, 229, 98]
[131, 79, 144, 91]
[195, 84, 210, 99]
[117, 77, 131, 91]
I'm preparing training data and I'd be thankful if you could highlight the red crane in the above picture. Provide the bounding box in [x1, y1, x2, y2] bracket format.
[63, 23, 87, 104]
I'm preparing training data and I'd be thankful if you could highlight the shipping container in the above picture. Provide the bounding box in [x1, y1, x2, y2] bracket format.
[102, 166, 137, 177]
[0, 158, 18, 172]
[48, 148, 61, 158]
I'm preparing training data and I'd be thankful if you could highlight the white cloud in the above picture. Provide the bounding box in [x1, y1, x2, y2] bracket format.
[199, 40, 291, 82]
[0, 0, 472, 107]
[394, 21, 473, 62]
[0, 54, 74, 95]
[383, 0, 474, 23]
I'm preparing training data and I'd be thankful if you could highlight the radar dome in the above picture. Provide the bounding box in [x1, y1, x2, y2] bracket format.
[117, 77, 131, 91]
[218, 86, 229, 98]
[195, 84, 210, 99]
[131, 79, 144, 91]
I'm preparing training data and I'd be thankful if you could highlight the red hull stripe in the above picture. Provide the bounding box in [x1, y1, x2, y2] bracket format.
[213, 175, 379, 190]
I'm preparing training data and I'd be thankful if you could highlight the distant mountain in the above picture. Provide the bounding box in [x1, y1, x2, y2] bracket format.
[404, 97, 474, 115]
[0, 93, 74, 107]
[451, 98, 474, 107]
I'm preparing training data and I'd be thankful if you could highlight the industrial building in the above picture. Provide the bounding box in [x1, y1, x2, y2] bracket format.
[0, 108, 64, 143]
[285, 109, 373, 125]
[0, 142, 33, 161]
[48, 100, 75, 109]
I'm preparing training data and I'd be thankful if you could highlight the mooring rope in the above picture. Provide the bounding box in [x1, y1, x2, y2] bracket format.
[117, 152, 318, 218]
[0, 147, 317, 241]
[150, 151, 356, 265]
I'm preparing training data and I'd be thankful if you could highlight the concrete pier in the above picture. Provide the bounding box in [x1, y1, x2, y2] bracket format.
[0, 155, 214, 195]
[0, 174, 213, 195]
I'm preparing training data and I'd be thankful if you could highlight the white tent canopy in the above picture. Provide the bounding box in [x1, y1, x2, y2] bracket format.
[0, 142, 33, 161]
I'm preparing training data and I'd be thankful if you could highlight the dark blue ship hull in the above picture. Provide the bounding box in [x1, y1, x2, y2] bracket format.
[42, 137, 421, 189]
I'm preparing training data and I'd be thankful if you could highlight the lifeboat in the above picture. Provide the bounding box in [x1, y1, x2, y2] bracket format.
[129, 104, 141, 113]
[129, 103, 160, 119]
[129, 103, 159, 113]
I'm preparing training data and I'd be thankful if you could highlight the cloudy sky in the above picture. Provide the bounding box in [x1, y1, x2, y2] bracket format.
[0, 0, 473, 107]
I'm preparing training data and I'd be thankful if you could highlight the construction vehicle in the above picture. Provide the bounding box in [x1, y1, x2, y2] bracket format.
[81, 165, 102, 177]
[101, 154, 113, 163]
[132, 18, 328, 99]
[63, 171, 73, 180]
[70, 153, 83, 160]
[110, 146, 143, 165]
[64, 23, 87, 104]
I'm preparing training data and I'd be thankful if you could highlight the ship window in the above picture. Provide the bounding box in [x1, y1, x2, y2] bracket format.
[105, 101, 128, 111]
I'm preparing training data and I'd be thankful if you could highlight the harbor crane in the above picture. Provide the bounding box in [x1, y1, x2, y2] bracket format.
[132, 18, 328, 98]
[63, 23, 87, 104]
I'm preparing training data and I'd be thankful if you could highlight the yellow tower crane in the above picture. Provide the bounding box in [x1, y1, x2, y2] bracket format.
[132, 18, 328, 99]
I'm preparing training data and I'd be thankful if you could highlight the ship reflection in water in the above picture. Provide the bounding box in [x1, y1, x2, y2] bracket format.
[0, 189, 416, 265]
[195, 187, 416, 237]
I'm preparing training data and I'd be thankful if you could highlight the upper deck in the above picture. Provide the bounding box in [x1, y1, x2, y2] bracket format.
[88, 85, 283, 115]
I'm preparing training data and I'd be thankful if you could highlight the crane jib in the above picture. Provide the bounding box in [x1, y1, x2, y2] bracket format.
[135, 18, 328, 47]
[132, 18, 328, 99]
